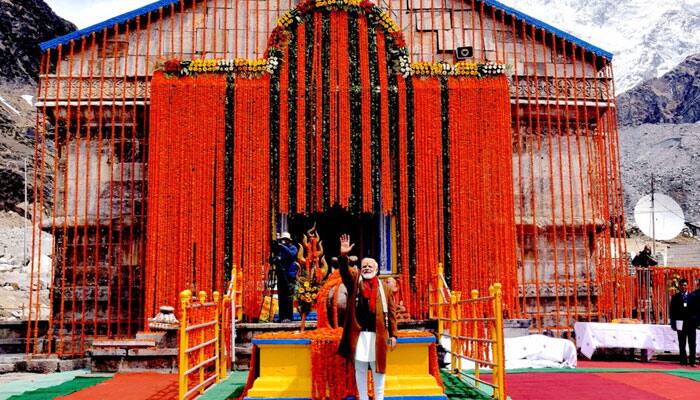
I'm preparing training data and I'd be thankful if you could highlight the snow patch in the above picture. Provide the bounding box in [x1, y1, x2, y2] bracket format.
[497, 0, 700, 93]
[0, 95, 21, 115]
[21, 95, 33, 107]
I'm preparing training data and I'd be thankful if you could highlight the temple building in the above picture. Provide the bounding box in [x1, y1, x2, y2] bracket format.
[27, 0, 626, 355]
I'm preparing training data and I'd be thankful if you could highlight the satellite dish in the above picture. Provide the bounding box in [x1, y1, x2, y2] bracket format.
[634, 193, 685, 241]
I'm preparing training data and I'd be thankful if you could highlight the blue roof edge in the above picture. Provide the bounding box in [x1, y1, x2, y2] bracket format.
[40, 0, 179, 51]
[41, 0, 612, 59]
[483, 0, 612, 59]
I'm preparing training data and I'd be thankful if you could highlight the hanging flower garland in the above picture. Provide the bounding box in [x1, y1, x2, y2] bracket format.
[155, 0, 508, 79]
[155, 57, 280, 78]
[410, 61, 509, 77]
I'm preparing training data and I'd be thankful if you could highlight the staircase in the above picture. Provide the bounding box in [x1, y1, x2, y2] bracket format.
[234, 321, 317, 370]
[89, 330, 178, 372]
[232, 319, 437, 370]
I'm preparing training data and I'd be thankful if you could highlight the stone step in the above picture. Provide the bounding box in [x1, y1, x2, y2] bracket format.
[91, 339, 156, 348]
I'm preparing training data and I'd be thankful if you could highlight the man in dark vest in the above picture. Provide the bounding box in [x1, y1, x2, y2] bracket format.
[670, 278, 696, 366]
[337, 234, 398, 400]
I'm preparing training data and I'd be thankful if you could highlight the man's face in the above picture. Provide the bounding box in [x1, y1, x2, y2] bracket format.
[681, 282, 688, 293]
[361, 258, 378, 279]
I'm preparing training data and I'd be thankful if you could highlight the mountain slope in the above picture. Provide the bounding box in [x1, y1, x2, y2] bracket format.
[617, 52, 700, 226]
[0, 0, 75, 214]
[619, 123, 700, 225]
[0, 0, 76, 84]
[617, 53, 700, 126]
[497, 0, 700, 93]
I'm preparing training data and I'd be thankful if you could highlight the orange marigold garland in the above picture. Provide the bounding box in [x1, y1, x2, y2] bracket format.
[316, 270, 344, 328]
[357, 17, 373, 212]
[146, 73, 227, 319]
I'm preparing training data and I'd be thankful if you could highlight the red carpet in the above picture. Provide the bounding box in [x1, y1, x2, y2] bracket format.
[595, 372, 700, 400]
[57, 373, 178, 400]
[505, 372, 666, 400]
[578, 360, 682, 370]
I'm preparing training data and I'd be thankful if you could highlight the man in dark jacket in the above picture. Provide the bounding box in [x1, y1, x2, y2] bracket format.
[670, 278, 696, 366]
[632, 245, 658, 269]
[275, 232, 298, 322]
[337, 234, 398, 400]
[633, 245, 658, 319]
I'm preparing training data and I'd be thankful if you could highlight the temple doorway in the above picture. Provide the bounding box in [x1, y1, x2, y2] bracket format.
[284, 206, 394, 275]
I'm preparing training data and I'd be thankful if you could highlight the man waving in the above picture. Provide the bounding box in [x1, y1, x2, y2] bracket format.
[337, 234, 398, 400]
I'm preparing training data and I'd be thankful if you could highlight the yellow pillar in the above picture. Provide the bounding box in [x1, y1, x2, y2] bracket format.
[235, 267, 243, 321]
[471, 289, 479, 388]
[437, 263, 444, 337]
[198, 291, 207, 395]
[178, 290, 192, 400]
[453, 291, 462, 373]
[449, 292, 457, 374]
[220, 295, 231, 379]
[492, 283, 506, 400]
[213, 291, 221, 384]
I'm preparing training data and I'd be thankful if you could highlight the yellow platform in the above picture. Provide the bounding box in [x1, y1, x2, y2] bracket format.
[245, 334, 446, 400]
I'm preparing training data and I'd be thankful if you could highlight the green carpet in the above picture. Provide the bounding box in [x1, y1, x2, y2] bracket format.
[667, 369, 700, 383]
[0, 370, 90, 400]
[198, 371, 248, 400]
[440, 371, 491, 400]
[6, 376, 110, 400]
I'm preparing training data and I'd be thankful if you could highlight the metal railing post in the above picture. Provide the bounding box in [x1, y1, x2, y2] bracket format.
[471, 289, 479, 388]
[492, 283, 505, 400]
[220, 295, 230, 379]
[198, 291, 207, 395]
[454, 291, 462, 372]
[450, 291, 457, 374]
[437, 263, 444, 336]
[178, 290, 192, 400]
[235, 267, 243, 321]
[213, 291, 221, 384]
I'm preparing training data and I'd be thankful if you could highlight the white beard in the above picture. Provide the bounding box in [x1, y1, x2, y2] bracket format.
[361, 270, 377, 280]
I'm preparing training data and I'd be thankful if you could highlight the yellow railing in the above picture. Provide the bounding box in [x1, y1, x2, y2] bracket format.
[178, 290, 223, 400]
[429, 266, 507, 399]
[178, 266, 242, 399]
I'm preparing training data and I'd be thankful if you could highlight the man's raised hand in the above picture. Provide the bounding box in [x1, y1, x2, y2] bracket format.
[339, 234, 355, 256]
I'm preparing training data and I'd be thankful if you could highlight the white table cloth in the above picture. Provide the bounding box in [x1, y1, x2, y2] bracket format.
[574, 322, 699, 359]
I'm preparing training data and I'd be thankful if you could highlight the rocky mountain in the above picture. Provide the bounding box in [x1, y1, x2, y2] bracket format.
[498, 0, 700, 93]
[0, 0, 73, 319]
[0, 0, 76, 84]
[617, 53, 700, 126]
[0, 0, 74, 215]
[617, 51, 700, 226]
[619, 123, 700, 225]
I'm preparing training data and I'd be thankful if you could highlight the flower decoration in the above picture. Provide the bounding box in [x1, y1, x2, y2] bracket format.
[478, 61, 506, 76]
[163, 59, 181, 75]
[155, 0, 509, 79]
[296, 276, 321, 315]
[410, 60, 508, 78]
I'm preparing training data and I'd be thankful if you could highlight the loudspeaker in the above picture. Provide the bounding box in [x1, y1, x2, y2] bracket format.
[455, 46, 473, 60]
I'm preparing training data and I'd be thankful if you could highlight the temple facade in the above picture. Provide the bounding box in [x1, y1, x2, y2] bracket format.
[27, 0, 626, 355]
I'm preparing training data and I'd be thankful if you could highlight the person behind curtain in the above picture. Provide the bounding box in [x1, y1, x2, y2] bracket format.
[671, 278, 696, 366]
[337, 234, 398, 400]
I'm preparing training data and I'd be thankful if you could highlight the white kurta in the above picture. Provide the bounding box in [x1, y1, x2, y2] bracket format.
[355, 332, 377, 362]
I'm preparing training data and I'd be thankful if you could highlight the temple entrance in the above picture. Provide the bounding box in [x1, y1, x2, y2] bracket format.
[284, 206, 393, 275]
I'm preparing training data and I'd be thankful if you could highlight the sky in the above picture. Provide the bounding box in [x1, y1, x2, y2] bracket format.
[44, 0, 156, 29]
